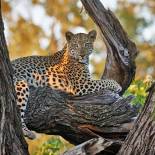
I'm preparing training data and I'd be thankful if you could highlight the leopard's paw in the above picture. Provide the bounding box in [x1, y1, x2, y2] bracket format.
[115, 84, 122, 93]
[109, 80, 122, 93]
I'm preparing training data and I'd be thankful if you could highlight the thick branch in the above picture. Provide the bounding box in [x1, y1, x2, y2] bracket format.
[63, 137, 122, 155]
[25, 88, 138, 146]
[63, 82, 155, 155]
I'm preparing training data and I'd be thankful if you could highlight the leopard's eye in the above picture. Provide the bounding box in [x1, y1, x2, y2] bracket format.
[85, 42, 92, 48]
[71, 49, 74, 54]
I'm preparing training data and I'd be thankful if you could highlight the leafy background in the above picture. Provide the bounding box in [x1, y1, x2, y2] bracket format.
[1, 0, 155, 154]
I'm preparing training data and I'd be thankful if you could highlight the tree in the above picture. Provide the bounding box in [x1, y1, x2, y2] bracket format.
[1, 0, 155, 155]
[0, 1, 29, 154]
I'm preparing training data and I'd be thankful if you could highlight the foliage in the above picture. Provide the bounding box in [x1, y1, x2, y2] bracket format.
[27, 135, 73, 155]
[124, 75, 153, 105]
[35, 137, 63, 155]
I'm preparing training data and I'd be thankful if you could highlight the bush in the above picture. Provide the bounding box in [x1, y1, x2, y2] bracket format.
[33, 136, 73, 155]
[124, 75, 153, 105]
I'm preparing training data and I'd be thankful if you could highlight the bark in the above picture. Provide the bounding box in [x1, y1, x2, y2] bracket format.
[0, 1, 29, 155]
[63, 137, 122, 155]
[117, 83, 155, 155]
[26, 88, 138, 146]
[24, 0, 138, 154]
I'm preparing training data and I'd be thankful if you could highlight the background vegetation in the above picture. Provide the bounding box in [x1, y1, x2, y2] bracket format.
[1, 0, 155, 154]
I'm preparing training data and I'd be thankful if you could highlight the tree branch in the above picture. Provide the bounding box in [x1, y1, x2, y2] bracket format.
[62, 83, 155, 155]
[63, 137, 122, 155]
[25, 88, 137, 145]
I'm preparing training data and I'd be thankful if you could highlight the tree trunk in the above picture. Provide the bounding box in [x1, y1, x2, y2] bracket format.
[0, 1, 29, 155]
[117, 83, 155, 155]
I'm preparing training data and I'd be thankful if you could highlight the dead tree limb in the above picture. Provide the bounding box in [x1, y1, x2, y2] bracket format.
[26, 88, 137, 146]
[24, 0, 138, 154]
[63, 137, 122, 155]
[0, 1, 29, 154]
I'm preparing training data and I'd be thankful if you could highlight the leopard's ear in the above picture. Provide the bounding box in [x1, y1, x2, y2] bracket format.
[65, 31, 74, 42]
[88, 30, 97, 41]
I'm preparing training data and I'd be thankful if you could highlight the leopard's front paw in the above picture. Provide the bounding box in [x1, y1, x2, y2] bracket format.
[108, 80, 122, 93]
[115, 84, 122, 93]
[113, 81, 122, 93]
[23, 127, 36, 140]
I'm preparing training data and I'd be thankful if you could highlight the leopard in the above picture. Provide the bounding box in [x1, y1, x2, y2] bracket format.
[12, 30, 122, 139]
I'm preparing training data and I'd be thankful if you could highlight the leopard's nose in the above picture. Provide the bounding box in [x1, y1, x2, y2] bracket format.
[80, 54, 85, 58]
[80, 50, 86, 57]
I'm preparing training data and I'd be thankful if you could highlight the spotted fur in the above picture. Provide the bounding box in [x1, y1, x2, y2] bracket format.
[12, 30, 122, 139]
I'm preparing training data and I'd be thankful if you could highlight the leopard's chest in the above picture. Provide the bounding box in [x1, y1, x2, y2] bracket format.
[44, 63, 90, 95]
[12, 56, 90, 95]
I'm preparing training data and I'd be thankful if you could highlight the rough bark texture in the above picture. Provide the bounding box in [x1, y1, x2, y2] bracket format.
[26, 88, 137, 146]
[118, 83, 155, 155]
[63, 137, 122, 155]
[24, 0, 138, 154]
[0, 1, 29, 155]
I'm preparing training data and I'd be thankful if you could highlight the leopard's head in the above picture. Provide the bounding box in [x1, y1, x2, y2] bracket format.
[65, 30, 96, 64]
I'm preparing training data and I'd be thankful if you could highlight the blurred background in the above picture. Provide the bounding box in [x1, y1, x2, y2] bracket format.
[1, 0, 155, 154]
